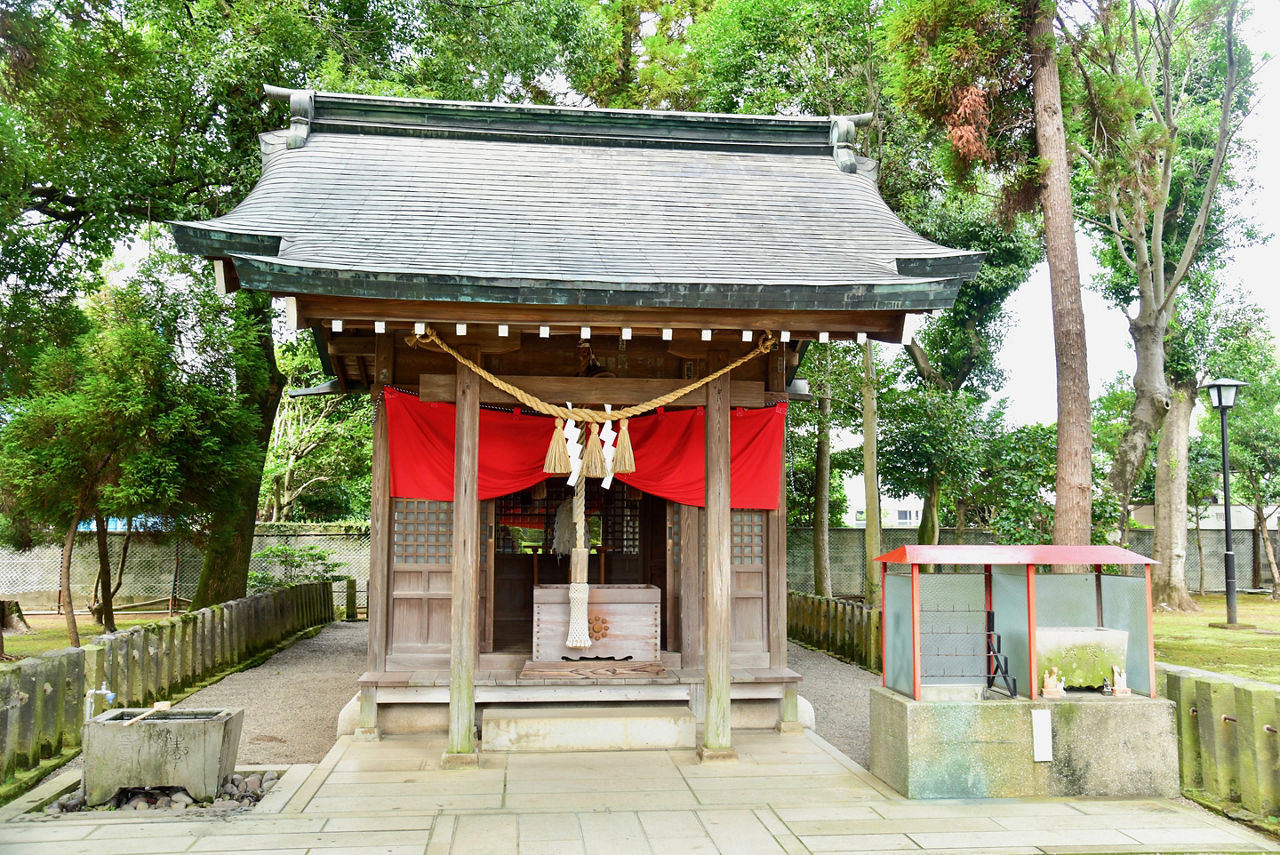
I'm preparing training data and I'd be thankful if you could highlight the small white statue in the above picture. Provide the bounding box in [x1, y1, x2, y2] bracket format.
[1042, 666, 1066, 698]
[1112, 665, 1132, 696]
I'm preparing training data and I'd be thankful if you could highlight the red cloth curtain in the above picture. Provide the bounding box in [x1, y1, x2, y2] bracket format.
[384, 387, 786, 509]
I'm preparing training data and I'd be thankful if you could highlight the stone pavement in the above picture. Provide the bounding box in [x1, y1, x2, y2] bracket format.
[0, 729, 1275, 854]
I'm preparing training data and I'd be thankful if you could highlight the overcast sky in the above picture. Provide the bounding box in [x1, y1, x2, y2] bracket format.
[995, 5, 1280, 426]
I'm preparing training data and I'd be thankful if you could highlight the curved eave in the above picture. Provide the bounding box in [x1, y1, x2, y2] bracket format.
[227, 254, 969, 313]
[171, 221, 281, 258]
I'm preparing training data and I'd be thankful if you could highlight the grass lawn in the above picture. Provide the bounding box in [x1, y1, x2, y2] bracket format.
[2, 612, 169, 660]
[1154, 593, 1280, 684]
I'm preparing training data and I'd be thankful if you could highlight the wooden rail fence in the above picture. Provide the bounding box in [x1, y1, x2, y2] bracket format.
[787, 592, 881, 672]
[0, 582, 333, 792]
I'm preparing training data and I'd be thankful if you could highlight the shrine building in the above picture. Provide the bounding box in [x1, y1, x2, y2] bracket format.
[171, 87, 982, 764]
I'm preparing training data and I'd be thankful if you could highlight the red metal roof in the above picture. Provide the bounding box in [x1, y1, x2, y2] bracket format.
[873, 544, 1154, 566]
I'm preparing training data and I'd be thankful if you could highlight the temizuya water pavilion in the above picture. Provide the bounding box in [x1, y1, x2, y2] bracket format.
[171, 87, 982, 765]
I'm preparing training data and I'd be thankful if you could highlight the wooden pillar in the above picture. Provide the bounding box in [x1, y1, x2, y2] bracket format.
[701, 369, 736, 760]
[767, 342, 788, 670]
[367, 337, 393, 676]
[680, 505, 703, 668]
[444, 355, 480, 767]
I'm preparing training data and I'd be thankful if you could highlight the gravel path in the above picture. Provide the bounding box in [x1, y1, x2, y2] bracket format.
[787, 641, 878, 769]
[172, 621, 367, 765]
[69, 623, 873, 770]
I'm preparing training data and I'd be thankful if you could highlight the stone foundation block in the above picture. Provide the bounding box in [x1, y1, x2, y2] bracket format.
[481, 703, 696, 752]
[869, 686, 1178, 799]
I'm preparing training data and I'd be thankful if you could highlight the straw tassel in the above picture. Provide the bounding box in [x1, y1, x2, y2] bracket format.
[612, 418, 636, 474]
[581, 422, 609, 479]
[544, 417, 571, 474]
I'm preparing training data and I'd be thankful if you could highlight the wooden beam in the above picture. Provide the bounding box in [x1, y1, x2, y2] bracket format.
[445, 351, 481, 765]
[374, 333, 394, 387]
[701, 362, 735, 759]
[293, 294, 906, 340]
[418, 375, 765, 408]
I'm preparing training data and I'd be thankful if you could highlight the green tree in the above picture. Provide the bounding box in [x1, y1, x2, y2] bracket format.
[883, 0, 1094, 548]
[1149, 281, 1264, 608]
[878, 384, 989, 547]
[261, 338, 373, 522]
[1057, 0, 1253, 530]
[0, 264, 240, 639]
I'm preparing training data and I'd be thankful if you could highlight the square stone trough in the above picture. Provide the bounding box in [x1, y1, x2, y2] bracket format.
[83, 707, 243, 806]
[870, 686, 1179, 799]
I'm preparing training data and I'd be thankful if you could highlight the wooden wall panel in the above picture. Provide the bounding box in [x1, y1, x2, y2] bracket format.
[731, 510, 768, 652]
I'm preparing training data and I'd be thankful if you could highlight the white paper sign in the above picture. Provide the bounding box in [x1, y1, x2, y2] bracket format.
[1031, 708, 1053, 762]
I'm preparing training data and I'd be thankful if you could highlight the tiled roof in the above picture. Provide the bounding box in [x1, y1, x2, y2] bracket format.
[172, 90, 982, 312]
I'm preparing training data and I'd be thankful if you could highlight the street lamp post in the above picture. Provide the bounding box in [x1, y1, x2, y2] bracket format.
[1202, 378, 1247, 626]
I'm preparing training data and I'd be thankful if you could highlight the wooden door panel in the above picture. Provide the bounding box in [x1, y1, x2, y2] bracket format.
[389, 499, 453, 657]
[730, 510, 767, 652]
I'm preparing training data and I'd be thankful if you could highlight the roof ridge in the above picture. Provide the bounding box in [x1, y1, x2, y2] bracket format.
[262, 85, 873, 156]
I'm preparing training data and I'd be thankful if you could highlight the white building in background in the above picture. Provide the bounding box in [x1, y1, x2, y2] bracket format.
[842, 472, 924, 529]
[1131, 502, 1277, 530]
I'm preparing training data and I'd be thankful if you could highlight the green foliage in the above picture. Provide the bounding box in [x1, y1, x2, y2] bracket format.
[880, 0, 1033, 185]
[786, 343, 865, 527]
[251, 543, 347, 589]
[878, 384, 987, 504]
[261, 337, 373, 522]
[684, 0, 876, 114]
[0, 248, 252, 545]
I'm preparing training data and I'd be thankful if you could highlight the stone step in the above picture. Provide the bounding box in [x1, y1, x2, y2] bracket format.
[481, 703, 696, 752]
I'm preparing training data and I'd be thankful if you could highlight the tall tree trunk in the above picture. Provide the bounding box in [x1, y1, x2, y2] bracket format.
[93, 513, 117, 632]
[1195, 508, 1206, 596]
[61, 515, 81, 648]
[1030, 4, 1092, 552]
[1263, 513, 1280, 600]
[1109, 318, 1170, 525]
[1254, 507, 1264, 590]
[113, 520, 131, 599]
[1254, 505, 1265, 588]
[861, 341, 881, 604]
[919, 472, 941, 547]
[813, 392, 832, 598]
[191, 291, 283, 609]
[1152, 385, 1198, 610]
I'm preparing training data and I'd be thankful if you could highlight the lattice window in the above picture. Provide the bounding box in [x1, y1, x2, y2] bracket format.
[602, 488, 642, 556]
[671, 505, 682, 563]
[392, 499, 452, 564]
[731, 512, 766, 565]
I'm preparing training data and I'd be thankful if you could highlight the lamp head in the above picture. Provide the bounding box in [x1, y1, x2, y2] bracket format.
[1202, 378, 1247, 410]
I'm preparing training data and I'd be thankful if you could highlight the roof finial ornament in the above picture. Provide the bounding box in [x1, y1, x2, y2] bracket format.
[830, 114, 876, 178]
[264, 85, 315, 150]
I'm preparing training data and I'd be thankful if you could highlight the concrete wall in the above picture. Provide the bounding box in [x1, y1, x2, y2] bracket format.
[0, 582, 333, 791]
[1159, 663, 1280, 817]
[786, 592, 881, 672]
[869, 686, 1179, 799]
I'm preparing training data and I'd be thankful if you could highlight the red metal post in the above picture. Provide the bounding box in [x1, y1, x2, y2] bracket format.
[984, 564, 993, 685]
[911, 563, 921, 700]
[880, 561, 887, 688]
[1026, 564, 1038, 700]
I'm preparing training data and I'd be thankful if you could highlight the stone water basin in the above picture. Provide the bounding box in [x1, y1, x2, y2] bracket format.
[82, 707, 243, 806]
[1036, 626, 1128, 691]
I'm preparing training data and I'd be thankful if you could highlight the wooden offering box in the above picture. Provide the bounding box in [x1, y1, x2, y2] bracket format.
[533, 585, 661, 662]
